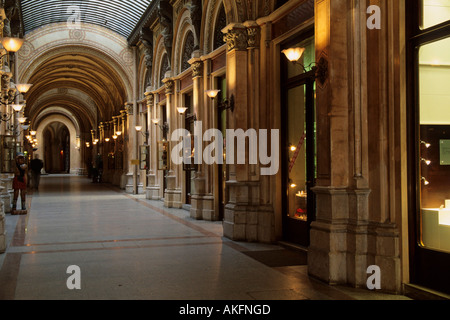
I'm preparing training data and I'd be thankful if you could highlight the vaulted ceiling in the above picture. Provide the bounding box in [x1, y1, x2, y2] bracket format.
[20, 0, 151, 38]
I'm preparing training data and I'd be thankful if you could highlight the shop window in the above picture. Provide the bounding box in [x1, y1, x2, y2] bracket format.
[421, 0, 450, 29]
[419, 36, 450, 253]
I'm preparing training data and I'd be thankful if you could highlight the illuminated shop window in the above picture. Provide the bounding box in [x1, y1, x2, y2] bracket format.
[419, 36, 450, 253]
[421, 0, 450, 29]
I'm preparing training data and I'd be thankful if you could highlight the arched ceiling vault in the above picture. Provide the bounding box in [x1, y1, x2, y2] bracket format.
[24, 51, 128, 125]
[20, 0, 150, 39]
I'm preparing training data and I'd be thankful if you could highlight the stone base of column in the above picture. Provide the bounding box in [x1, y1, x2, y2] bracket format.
[164, 190, 182, 208]
[190, 195, 215, 220]
[0, 202, 6, 253]
[164, 175, 182, 208]
[222, 181, 274, 243]
[124, 173, 144, 194]
[223, 204, 274, 243]
[146, 174, 160, 200]
[308, 186, 402, 293]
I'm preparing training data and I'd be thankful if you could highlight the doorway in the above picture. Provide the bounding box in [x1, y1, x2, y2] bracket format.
[281, 33, 316, 247]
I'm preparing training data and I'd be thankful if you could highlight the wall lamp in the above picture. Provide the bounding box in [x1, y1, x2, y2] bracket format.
[420, 140, 431, 148]
[135, 126, 150, 139]
[152, 119, 169, 135]
[177, 106, 197, 120]
[1, 83, 33, 106]
[282, 47, 329, 85]
[206, 90, 235, 112]
[0, 103, 24, 122]
[0, 37, 25, 59]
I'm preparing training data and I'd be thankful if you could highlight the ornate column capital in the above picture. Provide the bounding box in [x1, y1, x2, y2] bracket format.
[163, 79, 174, 95]
[124, 103, 133, 116]
[190, 60, 203, 78]
[144, 91, 155, 108]
[244, 21, 260, 49]
[222, 23, 248, 52]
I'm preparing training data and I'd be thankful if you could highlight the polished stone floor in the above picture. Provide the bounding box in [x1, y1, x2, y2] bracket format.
[0, 175, 411, 301]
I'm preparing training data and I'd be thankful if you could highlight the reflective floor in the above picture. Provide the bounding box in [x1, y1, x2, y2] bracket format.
[0, 175, 411, 300]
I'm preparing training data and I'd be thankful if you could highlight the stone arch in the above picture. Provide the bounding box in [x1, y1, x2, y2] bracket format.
[201, 0, 238, 54]
[18, 23, 134, 102]
[36, 114, 82, 174]
[152, 35, 170, 89]
[173, 8, 196, 74]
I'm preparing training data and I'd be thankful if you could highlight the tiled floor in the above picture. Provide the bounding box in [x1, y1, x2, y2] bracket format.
[0, 175, 411, 301]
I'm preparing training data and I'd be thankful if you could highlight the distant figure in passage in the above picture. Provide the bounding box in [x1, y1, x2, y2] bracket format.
[12, 153, 28, 214]
[30, 155, 44, 190]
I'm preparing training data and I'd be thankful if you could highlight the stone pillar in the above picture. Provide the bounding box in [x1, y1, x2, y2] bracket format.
[145, 91, 160, 200]
[308, 0, 404, 293]
[163, 79, 182, 208]
[221, 23, 273, 243]
[188, 55, 213, 220]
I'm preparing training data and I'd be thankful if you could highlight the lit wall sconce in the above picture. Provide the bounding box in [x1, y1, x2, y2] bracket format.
[1, 37, 25, 54]
[177, 107, 188, 114]
[1, 83, 33, 106]
[152, 119, 169, 135]
[289, 144, 297, 152]
[421, 141, 431, 148]
[206, 90, 235, 112]
[135, 126, 150, 142]
[289, 179, 297, 189]
[421, 177, 430, 185]
[282, 47, 328, 85]
[177, 106, 197, 120]
[421, 158, 431, 166]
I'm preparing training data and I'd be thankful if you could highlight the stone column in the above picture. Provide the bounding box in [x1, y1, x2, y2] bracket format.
[308, 0, 404, 293]
[188, 56, 211, 220]
[221, 23, 273, 242]
[163, 79, 182, 208]
[145, 91, 160, 200]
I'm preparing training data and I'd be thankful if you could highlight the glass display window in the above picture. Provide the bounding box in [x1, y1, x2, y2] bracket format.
[419, 36, 450, 253]
[421, 0, 450, 29]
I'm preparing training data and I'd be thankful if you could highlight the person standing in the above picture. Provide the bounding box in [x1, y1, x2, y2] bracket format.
[30, 155, 44, 190]
[12, 154, 28, 213]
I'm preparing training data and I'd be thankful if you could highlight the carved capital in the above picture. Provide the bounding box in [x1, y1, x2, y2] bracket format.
[145, 92, 154, 107]
[247, 27, 260, 48]
[164, 80, 174, 95]
[223, 26, 248, 52]
[191, 61, 203, 78]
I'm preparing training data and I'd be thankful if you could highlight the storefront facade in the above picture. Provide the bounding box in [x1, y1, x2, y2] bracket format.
[18, 0, 444, 296]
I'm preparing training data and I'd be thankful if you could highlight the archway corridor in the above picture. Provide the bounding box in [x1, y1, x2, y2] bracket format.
[0, 173, 392, 301]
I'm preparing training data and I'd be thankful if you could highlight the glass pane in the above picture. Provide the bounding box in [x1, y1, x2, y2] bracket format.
[287, 84, 308, 221]
[421, 0, 450, 29]
[419, 36, 450, 253]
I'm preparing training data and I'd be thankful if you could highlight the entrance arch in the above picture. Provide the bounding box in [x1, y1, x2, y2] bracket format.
[36, 115, 82, 175]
